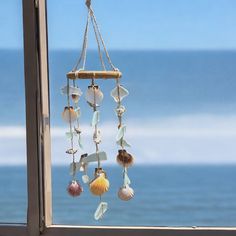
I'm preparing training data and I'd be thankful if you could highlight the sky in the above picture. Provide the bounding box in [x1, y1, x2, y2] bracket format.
[0, 0, 236, 50]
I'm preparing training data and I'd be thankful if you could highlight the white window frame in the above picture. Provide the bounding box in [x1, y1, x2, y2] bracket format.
[0, 0, 236, 235]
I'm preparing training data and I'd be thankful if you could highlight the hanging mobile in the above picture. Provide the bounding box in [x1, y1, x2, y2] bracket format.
[111, 80, 135, 201]
[62, 0, 133, 220]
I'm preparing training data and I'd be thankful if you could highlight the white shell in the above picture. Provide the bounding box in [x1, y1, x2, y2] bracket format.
[111, 85, 129, 103]
[85, 86, 104, 106]
[93, 129, 101, 144]
[61, 85, 82, 96]
[94, 202, 108, 220]
[116, 105, 126, 116]
[82, 175, 90, 184]
[118, 186, 134, 201]
[62, 107, 77, 123]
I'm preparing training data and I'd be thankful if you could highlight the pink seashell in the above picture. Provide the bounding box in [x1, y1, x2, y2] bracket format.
[118, 186, 134, 201]
[67, 180, 83, 197]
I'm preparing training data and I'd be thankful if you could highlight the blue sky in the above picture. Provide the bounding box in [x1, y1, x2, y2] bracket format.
[0, 0, 236, 50]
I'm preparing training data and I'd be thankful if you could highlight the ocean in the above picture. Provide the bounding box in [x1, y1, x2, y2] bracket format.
[0, 50, 236, 226]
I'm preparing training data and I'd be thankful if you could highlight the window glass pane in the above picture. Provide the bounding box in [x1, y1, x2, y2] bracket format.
[0, 1, 27, 223]
[48, 0, 236, 226]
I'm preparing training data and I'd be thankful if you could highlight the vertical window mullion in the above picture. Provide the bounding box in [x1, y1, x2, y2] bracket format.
[23, 0, 52, 235]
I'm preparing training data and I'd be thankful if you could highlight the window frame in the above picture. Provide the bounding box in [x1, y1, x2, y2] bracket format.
[0, 0, 236, 235]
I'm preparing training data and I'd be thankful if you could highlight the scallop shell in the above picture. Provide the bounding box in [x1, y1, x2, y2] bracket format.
[90, 172, 109, 196]
[85, 85, 104, 107]
[118, 186, 134, 201]
[117, 149, 134, 168]
[61, 85, 82, 97]
[62, 106, 77, 123]
[67, 180, 83, 197]
[111, 85, 129, 103]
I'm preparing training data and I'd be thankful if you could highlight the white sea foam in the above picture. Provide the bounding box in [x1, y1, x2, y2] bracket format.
[0, 114, 236, 165]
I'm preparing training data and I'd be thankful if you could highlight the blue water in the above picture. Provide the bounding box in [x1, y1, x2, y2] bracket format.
[1, 50, 236, 125]
[1, 165, 236, 226]
[0, 49, 236, 226]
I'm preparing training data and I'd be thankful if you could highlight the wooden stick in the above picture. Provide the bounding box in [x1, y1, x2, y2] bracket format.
[67, 70, 122, 80]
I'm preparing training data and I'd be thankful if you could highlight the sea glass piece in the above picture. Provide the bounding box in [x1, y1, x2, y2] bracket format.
[83, 151, 107, 163]
[74, 107, 81, 118]
[82, 175, 90, 184]
[111, 85, 129, 103]
[78, 135, 83, 149]
[85, 85, 104, 106]
[69, 162, 81, 176]
[61, 85, 82, 96]
[94, 202, 108, 220]
[116, 125, 126, 141]
[65, 131, 77, 139]
[124, 171, 131, 186]
[116, 139, 131, 147]
[91, 111, 100, 126]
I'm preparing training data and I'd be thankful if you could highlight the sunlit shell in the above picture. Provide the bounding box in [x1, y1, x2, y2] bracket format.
[118, 186, 134, 201]
[67, 180, 83, 197]
[62, 106, 77, 123]
[117, 149, 134, 168]
[111, 85, 129, 103]
[85, 85, 104, 107]
[61, 85, 82, 97]
[90, 171, 109, 196]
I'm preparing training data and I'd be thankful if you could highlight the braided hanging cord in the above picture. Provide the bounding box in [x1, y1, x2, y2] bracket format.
[73, 0, 119, 72]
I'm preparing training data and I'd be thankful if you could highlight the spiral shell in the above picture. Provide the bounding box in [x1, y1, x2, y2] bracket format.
[90, 169, 109, 196]
[62, 106, 77, 123]
[118, 186, 134, 201]
[85, 85, 104, 107]
[67, 180, 83, 197]
[117, 149, 134, 168]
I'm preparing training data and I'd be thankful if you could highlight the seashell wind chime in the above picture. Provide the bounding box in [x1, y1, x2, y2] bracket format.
[61, 0, 134, 220]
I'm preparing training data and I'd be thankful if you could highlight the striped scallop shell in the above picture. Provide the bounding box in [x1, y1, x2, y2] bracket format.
[118, 186, 134, 201]
[85, 86, 104, 106]
[62, 107, 77, 123]
[67, 180, 83, 197]
[89, 173, 109, 196]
